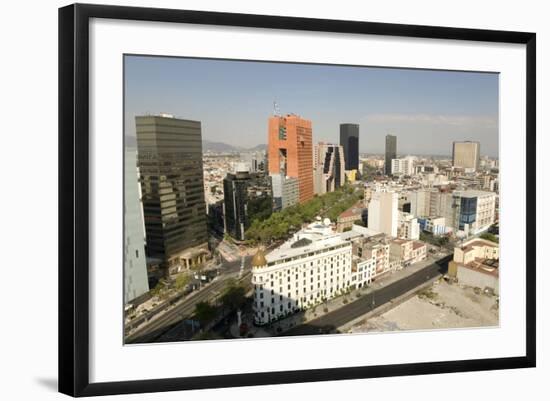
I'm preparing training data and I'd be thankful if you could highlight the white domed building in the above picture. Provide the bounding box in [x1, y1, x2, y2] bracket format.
[251, 219, 353, 326]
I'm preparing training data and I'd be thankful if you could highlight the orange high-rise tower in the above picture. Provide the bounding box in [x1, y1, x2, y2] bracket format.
[268, 114, 313, 203]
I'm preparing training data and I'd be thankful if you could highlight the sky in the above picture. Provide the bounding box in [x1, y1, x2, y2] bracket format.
[124, 55, 499, 157]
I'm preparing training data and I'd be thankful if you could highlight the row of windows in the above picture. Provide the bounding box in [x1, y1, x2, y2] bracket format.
[255, 253, 351, 283]
[254, 283, 351, 309]
[266, 245, 350, 267]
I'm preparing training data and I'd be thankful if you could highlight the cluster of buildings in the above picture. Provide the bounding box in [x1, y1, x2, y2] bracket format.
[124, 112, 363, 304]
[124, 110, 499, 322]
[251, 219, 428, 325]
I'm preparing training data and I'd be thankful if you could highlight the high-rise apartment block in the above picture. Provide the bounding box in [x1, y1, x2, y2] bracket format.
[124, 149, 149, 303]
[268, 114, 313, 203]
[385, 134, 397, 175]
[313, 142, 345, 194]
[339, 123, 359, 171]
[135, 114, 208, 269]
[391, 156, 415, 176]
[368, 190, 399, 237]
[452, 141, 480, 171]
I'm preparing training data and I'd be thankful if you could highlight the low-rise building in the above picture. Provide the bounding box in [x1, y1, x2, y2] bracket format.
[389, 238, 427, 267]
[418, 216, 448, 236]
[448, 238, 499, 294]
[336, 202, 365, 232]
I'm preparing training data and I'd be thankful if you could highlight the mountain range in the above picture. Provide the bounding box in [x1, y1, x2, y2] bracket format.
[124, 136, 266, 153]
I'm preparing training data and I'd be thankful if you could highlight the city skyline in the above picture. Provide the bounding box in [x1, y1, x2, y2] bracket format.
[124, 56, 499, 157]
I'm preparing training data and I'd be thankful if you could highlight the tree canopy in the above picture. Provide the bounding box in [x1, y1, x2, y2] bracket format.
[245, 185, 361, 245]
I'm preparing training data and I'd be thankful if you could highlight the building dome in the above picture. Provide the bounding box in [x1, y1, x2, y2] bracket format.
[251, 248, 267, 267]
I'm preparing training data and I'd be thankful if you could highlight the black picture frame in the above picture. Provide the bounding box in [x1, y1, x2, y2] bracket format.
[58, 3, 536, 397]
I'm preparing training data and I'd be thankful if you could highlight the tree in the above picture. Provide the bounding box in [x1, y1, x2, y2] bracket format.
[149, 280, 165, 297]
[220, 284, 247, 311]
[194, 301, 217, 325]
[479, 232, 499, 243]
[174, 274, 190, 290]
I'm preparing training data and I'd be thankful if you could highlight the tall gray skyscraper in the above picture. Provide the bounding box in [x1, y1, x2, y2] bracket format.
[385, 134, 397, 175]
[124, 149, 149, 303]
[339, 123, 359, 171]
[452, 141, 480, 171]
[135, 114, 208, 268]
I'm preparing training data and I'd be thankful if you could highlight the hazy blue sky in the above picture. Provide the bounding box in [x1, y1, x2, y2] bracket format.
[124, 55, 499, 157]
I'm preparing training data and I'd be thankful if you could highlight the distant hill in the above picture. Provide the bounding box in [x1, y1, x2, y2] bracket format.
[202, 140, 266, 153]
[124, 136, 264, 153]
[247, 143, 267, 151]
[202, 140, 240, 152]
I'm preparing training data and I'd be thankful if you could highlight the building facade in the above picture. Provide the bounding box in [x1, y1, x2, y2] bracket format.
[452, 141, 480, 171]
[449, 238, 499, 294]
[223, 168, 273, 241]
[368, 190, 398, 237]
[251, 220, 353, 325]
[135, 114, 208, 269]
[339, 123, 359, 171]
[384, 134, 397, 175]
[270, 173, 299, 210]
[124, 149, 149, 304]
[313, 142, 345, 194]
[391, 157, 415, 176]
[268, 114, 313, 203]
[448, 190, 496, 236]
[397, 211, 420, 240]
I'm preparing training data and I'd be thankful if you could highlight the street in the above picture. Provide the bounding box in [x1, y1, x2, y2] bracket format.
[280, 254, 452, 336]
[125, 255, 253, 344]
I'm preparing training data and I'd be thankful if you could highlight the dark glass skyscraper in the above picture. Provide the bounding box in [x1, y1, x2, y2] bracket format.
[339, 123, 359, 171]
[385, 134, 397, 176]
[135, 115, 208, 266]
[223, 168, 272, 241]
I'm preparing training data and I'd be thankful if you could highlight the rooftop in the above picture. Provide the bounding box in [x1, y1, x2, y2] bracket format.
[266, 220, 348, 263]
[454, 189, 496, 198]
[462, 258, 499, 277]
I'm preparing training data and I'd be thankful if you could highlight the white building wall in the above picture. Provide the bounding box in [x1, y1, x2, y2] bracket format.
[124, 149, 149, 304]
[368, 190, 398, 237]
[252, 243, 353, 325]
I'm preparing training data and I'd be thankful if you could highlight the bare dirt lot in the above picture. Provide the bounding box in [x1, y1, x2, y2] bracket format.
[349, 280, 499, 333]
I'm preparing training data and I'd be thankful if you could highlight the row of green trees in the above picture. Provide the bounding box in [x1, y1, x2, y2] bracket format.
[192, 279, 248, 326]
[244, 185, 361, 245]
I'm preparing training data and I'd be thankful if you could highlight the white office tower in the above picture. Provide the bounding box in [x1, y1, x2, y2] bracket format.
[368, 190, 398, 237]
[398, 212, 420, 240]
[251, 218, 353, 325]
[124, 149, 149, 304]
[391, 156, 416, 176]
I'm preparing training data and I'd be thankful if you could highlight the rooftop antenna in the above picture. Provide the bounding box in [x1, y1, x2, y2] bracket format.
[273, 100, 281, 116]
